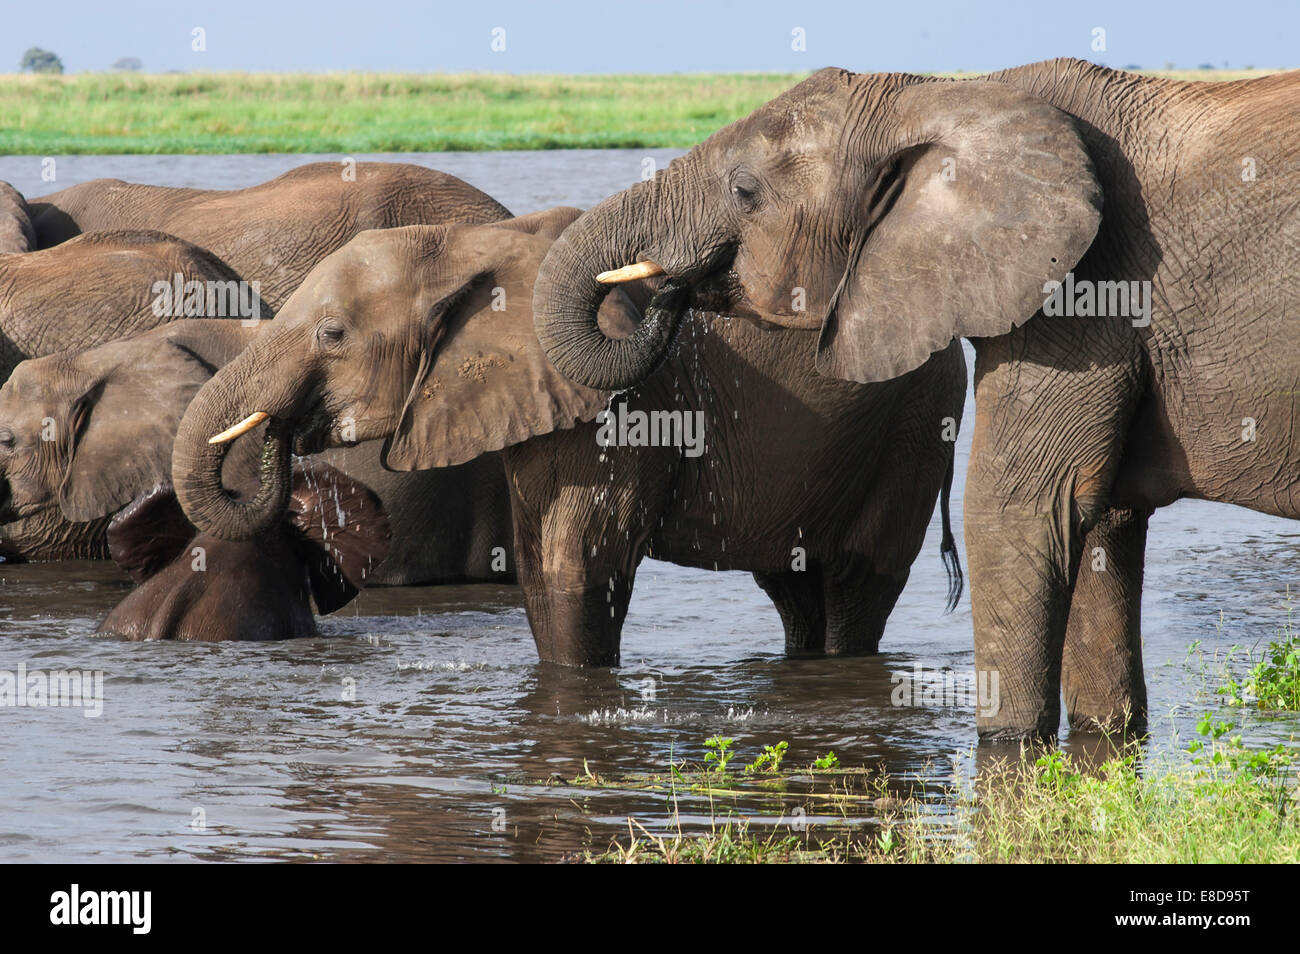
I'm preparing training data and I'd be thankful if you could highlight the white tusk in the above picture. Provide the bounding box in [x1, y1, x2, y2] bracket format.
[596, 261, 665, 284]
[208, 411, 270, 444]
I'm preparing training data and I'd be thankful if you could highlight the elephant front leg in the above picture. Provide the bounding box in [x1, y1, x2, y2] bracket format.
[1061, 507, 1149, 735]
[966, 502, 1080, 742]
[966, 322, 1143, 743]
[753, 565, 826, 654]
[514, 535, 638, 666]
[510, 501, 641, 666]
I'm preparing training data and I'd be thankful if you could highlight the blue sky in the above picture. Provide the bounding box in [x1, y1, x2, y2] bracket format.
[2, 0, 1294, 74]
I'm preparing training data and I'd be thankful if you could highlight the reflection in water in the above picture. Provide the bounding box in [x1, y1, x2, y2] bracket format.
[1, 152, 1299, 860]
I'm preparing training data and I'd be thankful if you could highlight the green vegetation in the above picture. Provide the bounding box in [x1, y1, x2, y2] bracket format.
[576, 725, 1300, 863]
[1217, 596, 1300, 711]
[0, 69, 1283, 154]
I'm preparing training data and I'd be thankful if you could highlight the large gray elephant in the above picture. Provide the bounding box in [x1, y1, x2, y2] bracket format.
[0, 318, 512, 581]
[29, 162, 512, 309]
[0, 229, 250, 382]
[530, 59, 1300, 740]
[169, 208, 965, 665]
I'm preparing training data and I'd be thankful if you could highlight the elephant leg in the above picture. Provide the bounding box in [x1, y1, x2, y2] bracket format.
[512, 517, 638, 666]
[823, 555, 907, 656]
[967, 321, 1143, 743]
[1061, 507, 1149, 735]
[753, 565, 826, 654]
[966, 504, 1080, 742]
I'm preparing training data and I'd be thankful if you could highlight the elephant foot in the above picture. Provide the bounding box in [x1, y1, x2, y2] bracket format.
[1067, 705, 1147, 738]
[975, 723, 1060, 747]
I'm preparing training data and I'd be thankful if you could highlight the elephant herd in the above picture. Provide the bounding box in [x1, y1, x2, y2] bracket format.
[1, 57, 1296, 742]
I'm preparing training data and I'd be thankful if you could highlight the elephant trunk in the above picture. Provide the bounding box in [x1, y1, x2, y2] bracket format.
[534, 171, 699, 391]
[172, 350, 297, 541]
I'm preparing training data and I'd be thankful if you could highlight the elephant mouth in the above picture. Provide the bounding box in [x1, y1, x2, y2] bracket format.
[602, 255, 776, 328]
[0, 480, 13, 522]
[207, 400, 351, 459]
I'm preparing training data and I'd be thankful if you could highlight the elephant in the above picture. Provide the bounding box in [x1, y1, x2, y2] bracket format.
[0, 182, 34, 253]
[97, 460, 388, 641]
[529, 59, 1300, 740]
[0, 228, 253, 383]
[0, 318, 512, 581]
[169, 207, 965, 665]
[29, 162, 513, 309]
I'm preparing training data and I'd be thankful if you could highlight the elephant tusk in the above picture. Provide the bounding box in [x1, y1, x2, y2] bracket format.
[208, 411, 270, 444]
[596, 261, 665, 284]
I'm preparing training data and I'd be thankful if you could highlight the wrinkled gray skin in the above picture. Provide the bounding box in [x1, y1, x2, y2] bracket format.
[532, 59, 1300, 740]
[97, 461, 389, 642]
[0, 319, 512, 583]
[29, 162, 513, 310]
[172, 207, 964, 665]
[0, 181, 35, 253]
[0, 229, 248, 382]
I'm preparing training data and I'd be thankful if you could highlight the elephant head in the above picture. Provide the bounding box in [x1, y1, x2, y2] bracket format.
[97, 460, 389, 641]
[533, 67, 1103, 388]
[0, 181, 35, 253]
[172, 208, 643, 541]
[0, 320, 263, 528]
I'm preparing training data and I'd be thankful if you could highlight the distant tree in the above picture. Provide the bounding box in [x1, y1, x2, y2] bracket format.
[19, 47, 63, 74]
[1122, 64, 1143, 71]
[110, 56, 142, 71]
[1197, 63, 1215, 70]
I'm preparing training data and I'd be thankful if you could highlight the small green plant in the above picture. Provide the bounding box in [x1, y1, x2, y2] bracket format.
[876, 825, 898, 854]
[1218, 591, 1300, 711]
[746, 741, 789, 774]
[703, 736, 735, 775]
[813, 751, 839, 771]
[1188, 713, 1294, 781]
[1034, 749, 1083, 792]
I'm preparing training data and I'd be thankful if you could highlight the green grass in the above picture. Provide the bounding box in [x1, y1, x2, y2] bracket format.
[0, 69, 1285, 154]
[0, 72, 811, 154]
[575, 723, 1300, 863]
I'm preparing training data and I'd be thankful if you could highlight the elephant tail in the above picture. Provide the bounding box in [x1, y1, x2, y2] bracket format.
[940, 450, 963, 613]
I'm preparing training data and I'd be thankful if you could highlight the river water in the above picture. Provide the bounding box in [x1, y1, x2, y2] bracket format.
[1, 152, 1297, 861]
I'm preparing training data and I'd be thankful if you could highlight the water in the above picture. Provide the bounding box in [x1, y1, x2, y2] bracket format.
[1, 152, 1298, 861]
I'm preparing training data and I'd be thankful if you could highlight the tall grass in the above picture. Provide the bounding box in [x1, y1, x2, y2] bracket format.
[0, 69, 1283, 154]
[0, 72, 810, 153]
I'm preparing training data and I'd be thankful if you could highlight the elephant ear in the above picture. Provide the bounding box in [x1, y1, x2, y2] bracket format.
[106, 483, 197, 583]
[0, 181, 35, 253]
[381, 226, 619, 471]
[57, 324, 259, 523]
[815, 80, 1103, 383]
[286, 460, 391, 614]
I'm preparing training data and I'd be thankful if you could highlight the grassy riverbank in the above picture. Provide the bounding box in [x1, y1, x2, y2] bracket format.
[576, 725, 1300, 864]
[0, 69, 1283, 154]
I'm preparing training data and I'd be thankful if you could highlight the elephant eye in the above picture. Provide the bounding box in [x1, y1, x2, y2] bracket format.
[0, 429, 12, 449]
[315, 318, 346, 347]
[730, 172, 761, 212]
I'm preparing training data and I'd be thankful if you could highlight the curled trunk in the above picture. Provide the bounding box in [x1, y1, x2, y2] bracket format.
[172, 353, 296, 541]
[533, 176, 694, 391]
